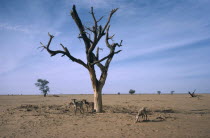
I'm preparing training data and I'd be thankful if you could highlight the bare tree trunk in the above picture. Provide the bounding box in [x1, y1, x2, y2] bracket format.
[89, 67, 103, 112]
[94, 87, 103, 112]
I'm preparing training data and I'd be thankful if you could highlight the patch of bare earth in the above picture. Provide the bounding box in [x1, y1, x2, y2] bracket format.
[0, 94, 210, 138]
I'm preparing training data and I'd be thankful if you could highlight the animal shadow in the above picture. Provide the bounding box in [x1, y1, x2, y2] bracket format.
[142, 119, 165, 123]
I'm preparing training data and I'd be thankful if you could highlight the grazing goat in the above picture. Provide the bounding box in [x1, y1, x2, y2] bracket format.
[71, 99, 84, 115]
[135, 107, 148, 123]
[82, 99, 94, 113]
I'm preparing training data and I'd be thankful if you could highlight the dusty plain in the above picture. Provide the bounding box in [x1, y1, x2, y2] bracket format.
[0, 94, 210, 138]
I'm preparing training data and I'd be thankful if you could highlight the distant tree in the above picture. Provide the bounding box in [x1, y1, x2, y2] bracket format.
[188, 89, 196, 97]
[117, 92, 120, 95]
[129, 89, 135, 95]
[157, 91, 161, 95]
[171, 91, 175, 95]
[35, 79, 50, 97]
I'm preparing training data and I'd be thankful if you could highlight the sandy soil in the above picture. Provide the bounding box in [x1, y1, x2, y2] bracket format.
[0, 94, 210, 138]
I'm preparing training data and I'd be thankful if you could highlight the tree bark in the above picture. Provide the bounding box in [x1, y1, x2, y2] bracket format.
[89, 67, 103, 112]
[93, 87, 103, 112]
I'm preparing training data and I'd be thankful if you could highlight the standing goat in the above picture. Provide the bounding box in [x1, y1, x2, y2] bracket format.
[71, 99, 84, 115]
[82, 99, 94, 113]
[135, 107, 148, 123]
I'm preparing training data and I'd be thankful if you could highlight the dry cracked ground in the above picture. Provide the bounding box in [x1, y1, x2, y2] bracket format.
[0, 94, 210, 138]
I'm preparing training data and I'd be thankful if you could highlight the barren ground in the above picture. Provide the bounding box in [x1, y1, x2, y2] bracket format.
[0, 94, 210, 138]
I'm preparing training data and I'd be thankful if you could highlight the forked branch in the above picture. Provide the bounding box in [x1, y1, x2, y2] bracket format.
[40, 33, 87, 69]
[102, 8, 118, 34]
[87, 7, 119, 55]
[92, 50, 122, 65]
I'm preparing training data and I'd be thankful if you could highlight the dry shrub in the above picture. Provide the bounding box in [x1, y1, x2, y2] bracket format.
[18, 104, 39, 111]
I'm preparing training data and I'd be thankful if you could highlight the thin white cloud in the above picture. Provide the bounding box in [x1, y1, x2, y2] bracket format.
[0, 23, 30, 33]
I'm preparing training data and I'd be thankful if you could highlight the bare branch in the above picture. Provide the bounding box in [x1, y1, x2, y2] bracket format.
[105, 25, 111, 48]
[105, 25, 123, 49]
[38, 42, 46, 51]
[119, 40, 123, 46]
[87, 8, 118, 56]
[112, 40, 123, 47]
[90, 7, 97, 27]
[114, 50, 122, 54]
[91, 50, 122, 65]
[92, 53, 105, 72]
[105, 57, 112, 69]
[40, 33, 87, 69]
[104, 47, 122, 71]
[98, 25, 102, 35]
[102, 8, 118, 34]
[96, 47, 99, 60]
[71, 5, 91, 52]
[85, 26, 94, 33]
[95, 47, 103, 60]
[78, 29, 93, 44]
[109, 34, 115, 40]
[87, 7, 99, 54]
[60, 43, 88, 68]
[97, 16, 104, 22]
[60, 43, 66, 50]
[96, 62, 105, 72]
[39, 33, 59, 56]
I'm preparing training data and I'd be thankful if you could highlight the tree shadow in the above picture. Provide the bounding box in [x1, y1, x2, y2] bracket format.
[154, 109, 177, 113]
[136, 119, 165, 123]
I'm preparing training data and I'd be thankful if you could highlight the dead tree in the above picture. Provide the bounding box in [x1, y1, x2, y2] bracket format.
[188, 89, 197, 97]
[39, 5, 122, 113]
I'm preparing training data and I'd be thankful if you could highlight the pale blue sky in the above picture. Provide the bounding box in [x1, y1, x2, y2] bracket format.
[0, 0, 210, 95]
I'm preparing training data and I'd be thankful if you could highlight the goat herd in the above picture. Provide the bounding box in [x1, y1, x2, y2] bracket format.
[69, 99, 148, 123]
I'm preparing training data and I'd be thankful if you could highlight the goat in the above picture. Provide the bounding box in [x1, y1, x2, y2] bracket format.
[71, 99, 84, 115]
[82, 99, 94, 113]
[135, 107, 148, 123]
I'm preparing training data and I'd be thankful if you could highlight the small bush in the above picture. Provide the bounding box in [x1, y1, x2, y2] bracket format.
[129, 89, 135, 95]
[171, 91, 175, 95]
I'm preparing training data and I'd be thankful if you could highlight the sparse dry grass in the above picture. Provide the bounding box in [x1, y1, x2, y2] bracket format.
[0, 94, 210, 138]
